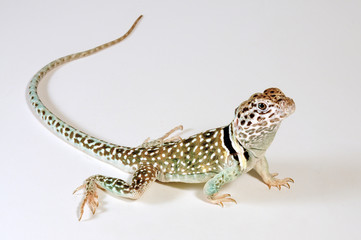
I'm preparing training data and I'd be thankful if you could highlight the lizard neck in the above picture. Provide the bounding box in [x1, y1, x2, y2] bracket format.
[231, 120, 281, 158]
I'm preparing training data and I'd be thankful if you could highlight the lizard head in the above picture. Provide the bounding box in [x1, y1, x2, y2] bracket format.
[232, 88, 295, 148]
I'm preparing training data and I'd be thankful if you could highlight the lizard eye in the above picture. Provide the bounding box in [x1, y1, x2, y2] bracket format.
[257, 102, 268, 111]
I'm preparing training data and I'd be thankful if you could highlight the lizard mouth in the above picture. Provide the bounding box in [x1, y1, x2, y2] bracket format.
[279, 97, 296, 117]
[263, 88, 295, 118]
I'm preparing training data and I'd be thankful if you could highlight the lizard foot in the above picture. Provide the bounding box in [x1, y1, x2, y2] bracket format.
[140, 125, 183, 148]
[207, 193, 237, 207]
[73, 176, 102, 221]
[265, 173, 294, 190]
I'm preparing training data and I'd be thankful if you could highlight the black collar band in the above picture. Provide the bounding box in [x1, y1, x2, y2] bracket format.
[223, 125, 249, 162]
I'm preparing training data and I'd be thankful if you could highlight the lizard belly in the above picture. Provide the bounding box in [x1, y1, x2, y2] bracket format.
[158, 172, 216, 183]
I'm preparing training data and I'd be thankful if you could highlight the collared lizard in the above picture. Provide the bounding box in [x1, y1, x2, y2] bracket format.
[28, 15, 296, 220]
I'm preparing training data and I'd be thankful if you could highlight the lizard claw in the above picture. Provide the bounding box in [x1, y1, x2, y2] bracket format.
[158, 125, 183, 143]
[139, 125, 183, 148]
[265, 173, 294, 190]
[74, 176, 101, 221]
[207, 193, 237, 207]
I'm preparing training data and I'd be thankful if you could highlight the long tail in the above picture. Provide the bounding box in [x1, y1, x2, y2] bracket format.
[28, 15, 143, 170]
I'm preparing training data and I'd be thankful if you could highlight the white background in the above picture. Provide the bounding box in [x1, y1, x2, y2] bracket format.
[1, 0, 361, 239]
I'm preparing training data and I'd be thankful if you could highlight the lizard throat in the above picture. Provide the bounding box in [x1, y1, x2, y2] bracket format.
[232, 118, 281, 155]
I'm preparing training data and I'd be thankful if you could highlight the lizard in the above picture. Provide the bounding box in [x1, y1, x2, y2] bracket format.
[28, 15, 296, 220]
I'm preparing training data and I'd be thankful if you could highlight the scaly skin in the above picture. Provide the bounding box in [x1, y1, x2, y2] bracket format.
[28, 15, 296, 220]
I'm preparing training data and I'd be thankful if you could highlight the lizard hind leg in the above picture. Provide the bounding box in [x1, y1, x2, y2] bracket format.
[139, 125, 183, 148]
[74, 165, 159, 220]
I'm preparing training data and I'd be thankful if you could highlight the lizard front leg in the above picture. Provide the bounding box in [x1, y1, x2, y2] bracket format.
[73, 165, 159, 220]
[203, 159, 242, 207]
[253, 156, 294, 190]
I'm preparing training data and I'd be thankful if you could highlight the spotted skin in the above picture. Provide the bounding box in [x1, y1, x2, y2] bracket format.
[28, 15, 296, 220]
[233, 88, 295, 157]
